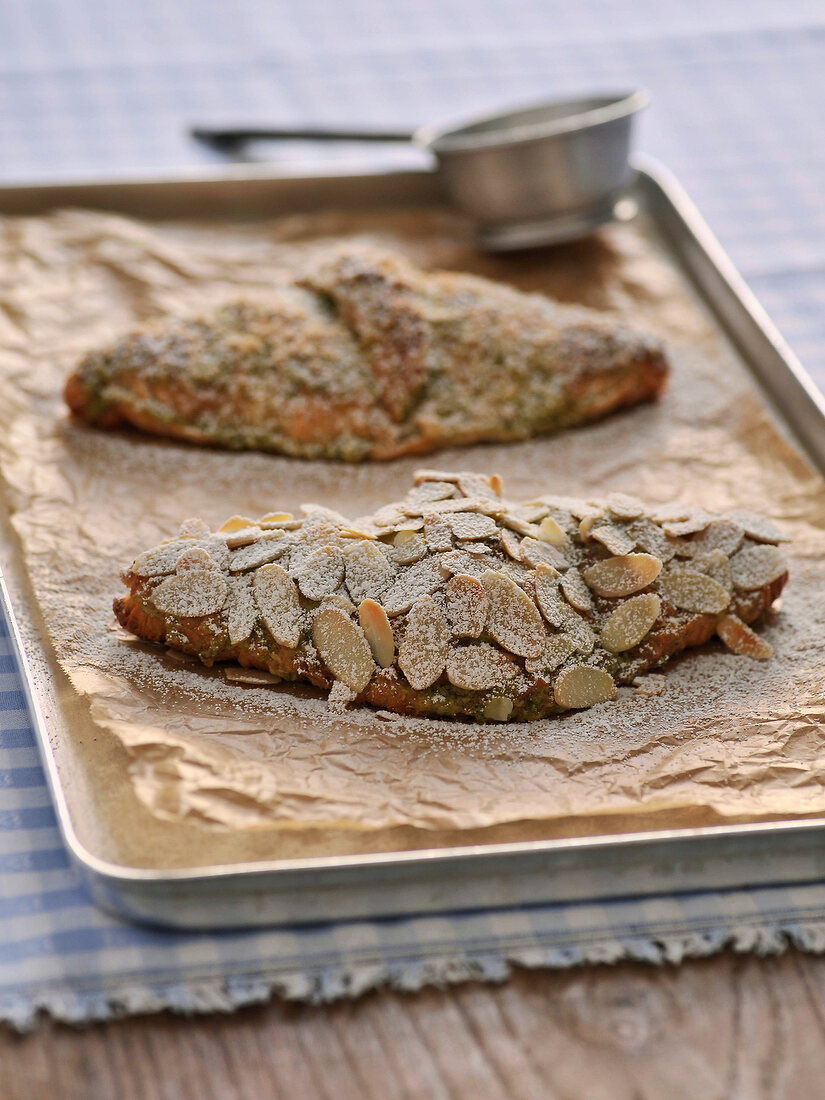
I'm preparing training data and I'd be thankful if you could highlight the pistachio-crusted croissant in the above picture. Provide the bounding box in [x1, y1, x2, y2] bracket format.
[66, 248, 668, 461]
[114, 472, 788, 722]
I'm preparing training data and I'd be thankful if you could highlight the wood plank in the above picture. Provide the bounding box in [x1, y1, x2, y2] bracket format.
[5, 949, 825, 1100]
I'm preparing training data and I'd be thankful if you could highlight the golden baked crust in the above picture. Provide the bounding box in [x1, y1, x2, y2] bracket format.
[114, 472, 787, 722]
[66, 248, 668, 461]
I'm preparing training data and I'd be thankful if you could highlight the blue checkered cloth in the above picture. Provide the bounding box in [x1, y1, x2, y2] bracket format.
[3, 0, 825, 1029]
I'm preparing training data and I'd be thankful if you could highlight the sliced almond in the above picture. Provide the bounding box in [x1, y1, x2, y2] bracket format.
[583, 554, 662, 598]
[456, 472, 501, 500]
[447, 512, 498, 540]
[258, 511, 294, 526]
[589, 524, 635, 556]
[228, 532, 289, 573]
[253, 563, 303, 648]
[481, 570, 545, 658]
[626, 519, 676, 562]
[223, 526, 263, 550]
[439, 549, 485, 578]
[554, 666, 617, 710]
[658, 569, 730, 614]
[688, 518, 744, 557]
[296, 545, 345, 602]
[446, 643, 518, 691]
[600, 593, 661, 653]
[561, 615, 596, 656]
[662, 510, 715, 537]
[321, 593, 356, 614]
[537, 516, 571, 549]
[445, 574, 488, 638]
[689, 549, 733, 591]
[424, 516, 453, 552]
[312, 606, 375, 692]
[578, 512, 605, 540]
[226, 574, 258, 645]
[499, 528, 523, 561]
[404, 496, 489, 517]
[483, 696, 514, 722]
[178, 518, 210, 538]
[175, 546, 218, 573]
[716, 614, 773, 660]
[406, 480, 457, 504]
[606, 492, 645, 520]
[358, 599, 395, 668]
[224, 667, 282, 686]
[344, 541, 395, 604]
[520, 536, 568, 571]
[218, 515, 257, 533]
[397, 596, 449, 690]
[389, 530, 428, 565]
[501, 513, 541, 539]
[560, 569, 594, 614]
[525, 634, 576, 675]
[729, 545, 788, 590]
[728, 511, 790, 543]
[534, 565, 565, 626]
[383, 555, 446, 616]
[151, 569, 227, 618]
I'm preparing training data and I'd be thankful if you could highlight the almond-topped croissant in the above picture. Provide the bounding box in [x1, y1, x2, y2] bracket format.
[114, 472, 788, 722]
[66, 247, 668, 461]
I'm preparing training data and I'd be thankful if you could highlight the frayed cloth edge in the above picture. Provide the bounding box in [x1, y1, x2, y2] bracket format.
[6, 917, 825, 1031]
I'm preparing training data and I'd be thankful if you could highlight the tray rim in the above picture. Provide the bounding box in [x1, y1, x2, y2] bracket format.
[3, 156, 825, 903]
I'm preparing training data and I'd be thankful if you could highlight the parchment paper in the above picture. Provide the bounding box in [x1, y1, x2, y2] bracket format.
[1, 205, 824, 843]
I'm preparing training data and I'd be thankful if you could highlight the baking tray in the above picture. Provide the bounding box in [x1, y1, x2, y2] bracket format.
[3, 156, 825, 930]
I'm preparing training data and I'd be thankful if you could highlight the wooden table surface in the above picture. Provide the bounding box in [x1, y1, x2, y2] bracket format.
[6, 947, 825, 1099]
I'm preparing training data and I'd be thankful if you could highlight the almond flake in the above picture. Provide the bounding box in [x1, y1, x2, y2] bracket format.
[728, 511, 789, 543]
[406, 481, 458, 504]
[525, 634, 575, 675]
[658, 569, 730, 614]
[321, 593, 356, 614]
[458, 473, 501, 500]
[554, 666, 616, 710]
[662, 510, 715, 537]
[312, 606, 375, 692]
[560, 568, 594, 613]
[358, 599, 395, 668]
[539, 496, 597, 520]
[499, 528, 523, 561]
[589, 524, 635, 556]
[178, 518, 210, 538]
[397, 596, 449, 690]
[296, 545, 345, 602]
[439, 550, 485, 578]
[687, 518, 744, 557]
[226, 574, 258, 645]
[133, 539, 206, 578]
[537, 516, 571, 549]
[561, 615, 596, 656]
[520, 536, 568, 571]
[151, 570, 228, 618]
[688, 549, 733, 591]
[456, 540, 492, 556]
[300, 503, 350, 526]
[626, 519, 675, 562]
[224, 667, 282, 686]
[413, 468, 462, 485]
[228, 532, 289, 573]
[218, 515, 257, 533]
[253, 564, 303, 647]
[446, 643, 518, 691]
[481, 570, 545, 658]
[447, 512, 498, 540]
[729, 545, 788, 590]
[258, 511, 294, 525]
[389, 530, 428, 565]
[583, 554, 662, 598]
[716, 614, 773, 660]
[225, 525, 264, 549]
[383, 556, 445, 616]
[606, 492, 645, 520]
[501, 513, 541, 538]
[403, 496, 489, 517]
[534, 565, 565, 626]
[578, 512, 605, 540]
[483, 696, 514, 722]
[424, 516, 453, 552]
[445, 574, 488, 637]
[344, 541, 395, 603]
[600, 594, 661, 653]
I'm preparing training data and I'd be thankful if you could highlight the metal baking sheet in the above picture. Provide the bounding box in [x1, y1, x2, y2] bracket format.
[3, 157, 825, 930]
